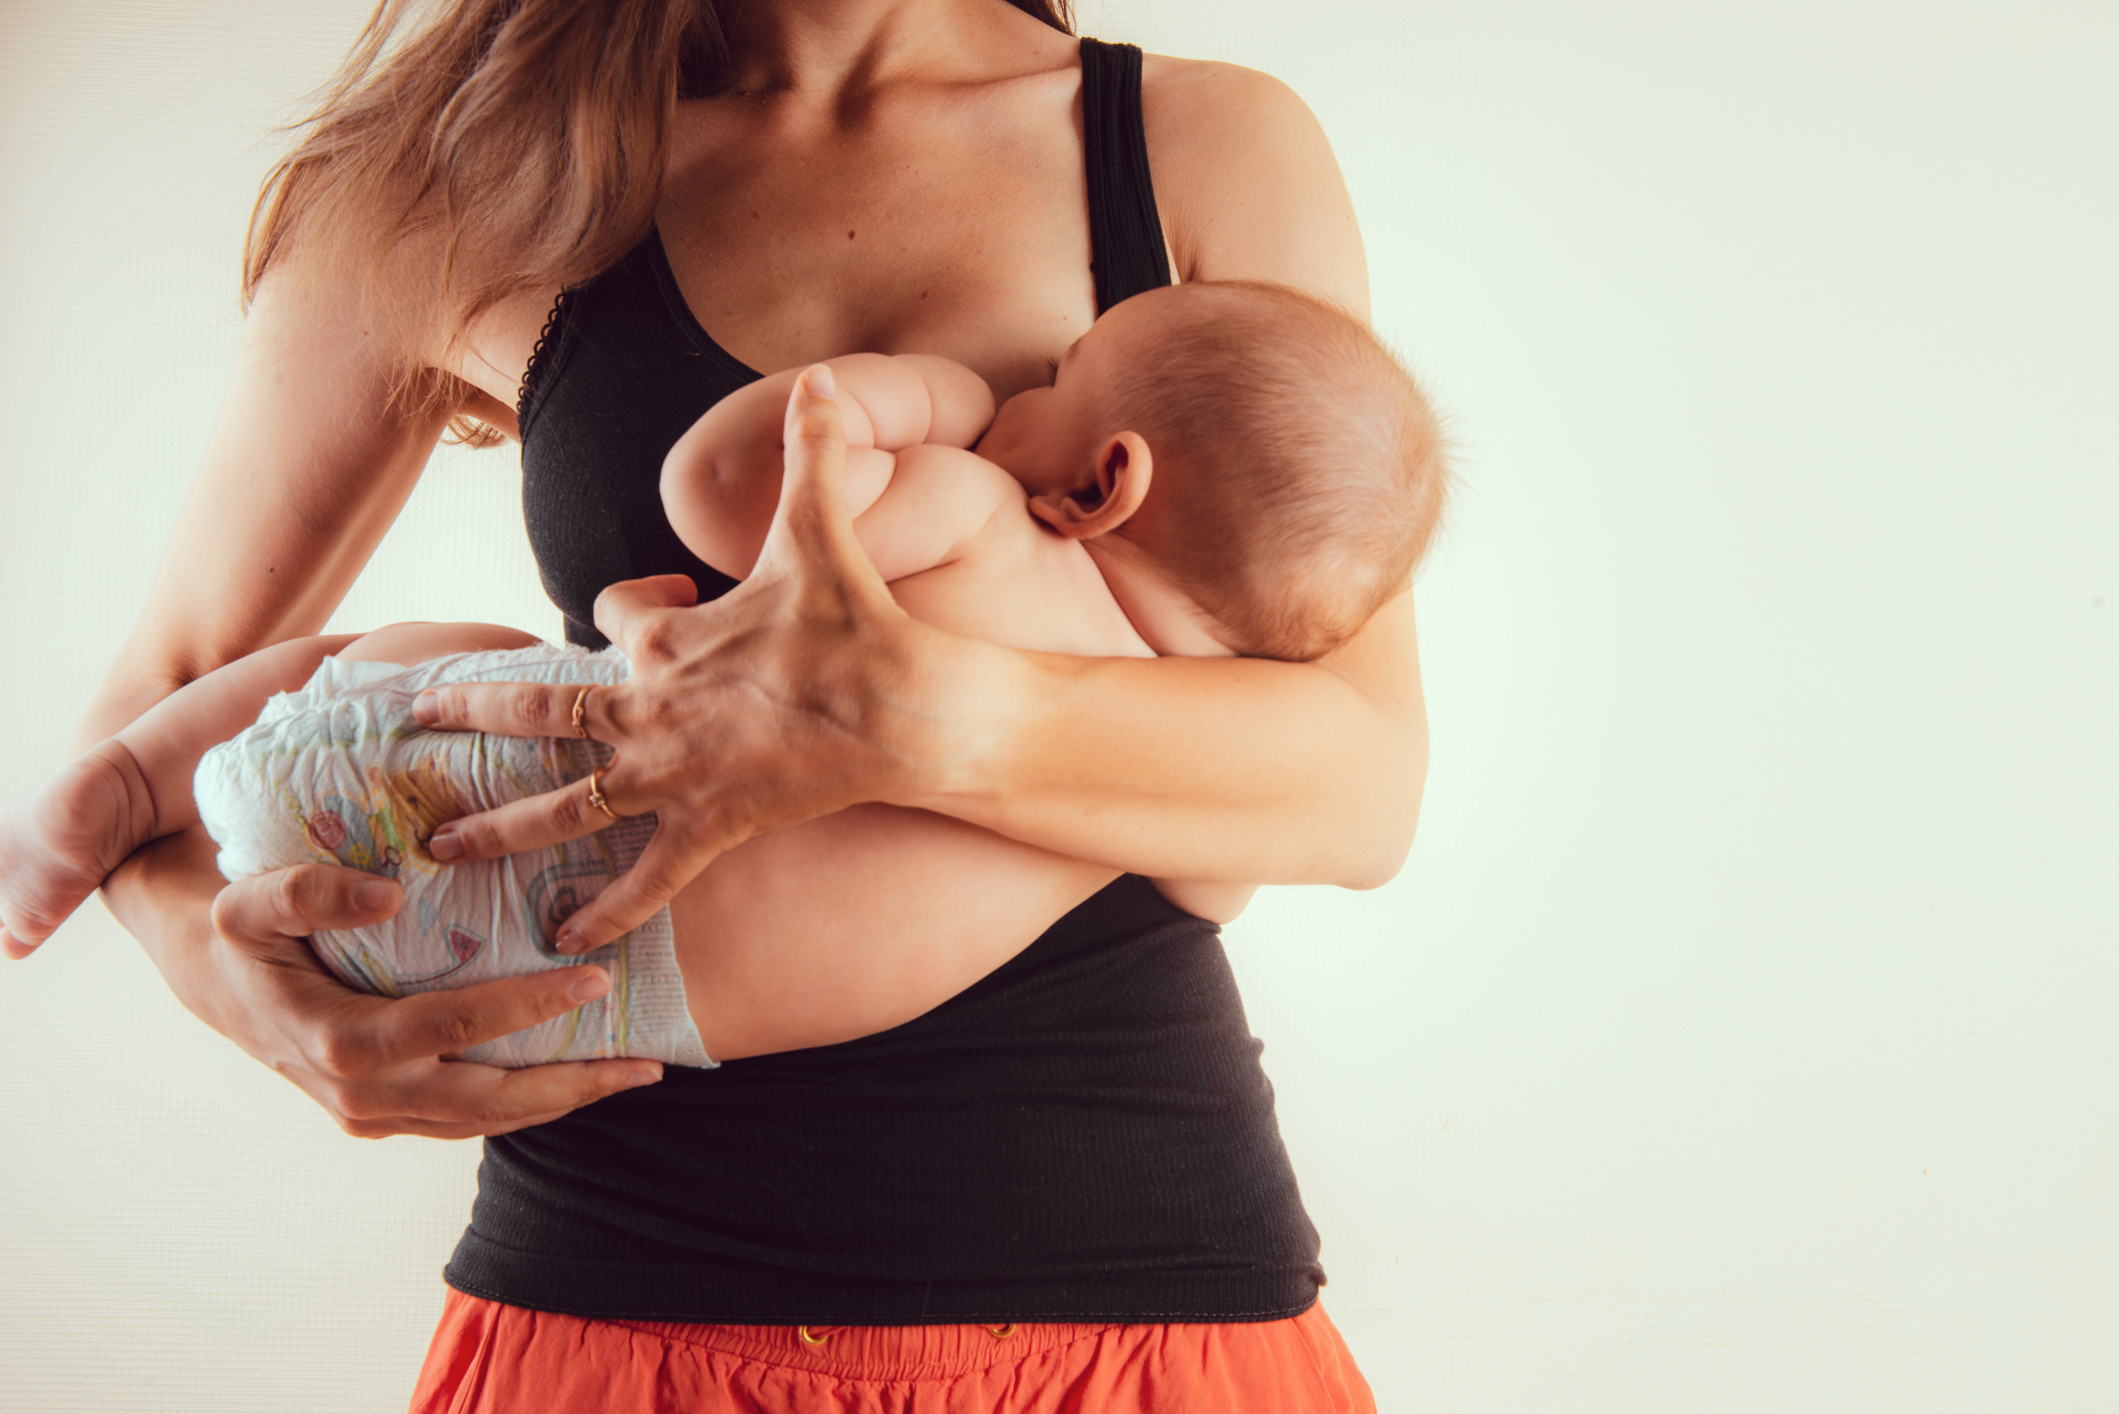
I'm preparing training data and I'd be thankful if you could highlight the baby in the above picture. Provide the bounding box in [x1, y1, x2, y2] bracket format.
[0, 280, 1445, 1066]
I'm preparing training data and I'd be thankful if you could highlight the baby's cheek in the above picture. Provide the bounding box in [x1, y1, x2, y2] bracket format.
[976, 390, 1057, 479]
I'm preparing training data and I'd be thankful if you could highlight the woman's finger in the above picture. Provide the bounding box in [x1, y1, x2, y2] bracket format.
[344, 1051, 662, 1134]
[411, 676, 608, 742]
[426, 772, 639, 864]
[421, 1053, 661, 1124]
[331, 1095, 639, 1142]
[591, 573, 701, 651]
[752, 365, 889, 591]
[210, 860, 403, 943]
[340, 1110, 589, 1142]
[549, 823, 721, 955]
[367, 964, 634, 1069]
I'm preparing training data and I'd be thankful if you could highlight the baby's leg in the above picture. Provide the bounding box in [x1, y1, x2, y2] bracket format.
[0, 625, 539, 957]
[0, 634, 358, 954]
[116, 622, 538, 835]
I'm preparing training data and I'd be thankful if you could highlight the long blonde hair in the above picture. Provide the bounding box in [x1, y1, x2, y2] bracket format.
[245, 0, 1073, 443]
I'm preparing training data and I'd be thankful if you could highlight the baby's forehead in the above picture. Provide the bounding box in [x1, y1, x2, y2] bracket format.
[1101, 285, 1192, 335]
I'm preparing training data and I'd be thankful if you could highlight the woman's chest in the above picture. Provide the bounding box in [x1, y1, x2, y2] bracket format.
[654, 89, 1100, 400]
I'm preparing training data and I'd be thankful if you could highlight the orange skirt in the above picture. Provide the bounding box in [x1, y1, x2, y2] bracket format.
[410, 1289, 1375, 1413]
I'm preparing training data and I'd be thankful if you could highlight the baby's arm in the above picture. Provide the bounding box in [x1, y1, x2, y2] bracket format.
[663, 354, 995, 578]
[0, 635, 355, 953]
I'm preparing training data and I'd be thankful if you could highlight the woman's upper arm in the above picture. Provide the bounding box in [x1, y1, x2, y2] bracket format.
[82, 263, 452, 741]
[1141, 57, 1371, 316]
[1109, 57, 1420, 885]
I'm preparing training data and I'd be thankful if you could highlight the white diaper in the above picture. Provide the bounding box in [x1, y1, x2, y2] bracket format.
[194, 644, 712, 1069]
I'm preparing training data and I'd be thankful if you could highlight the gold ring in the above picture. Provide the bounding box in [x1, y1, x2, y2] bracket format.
[570, 684, 592, 740]
[986, 1323, 1016, 1339]
[797, 1325, 828, 1346]
[586, 769, 620, 821]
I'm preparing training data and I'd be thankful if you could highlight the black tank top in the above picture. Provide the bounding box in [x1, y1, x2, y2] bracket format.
[449, 38, 1323, 1324]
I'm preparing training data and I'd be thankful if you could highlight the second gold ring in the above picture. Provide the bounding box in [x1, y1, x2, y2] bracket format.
[570, 684, 593, 740]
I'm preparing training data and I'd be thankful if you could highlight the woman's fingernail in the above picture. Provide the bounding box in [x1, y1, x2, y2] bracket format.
[627, 1069, 661, 1089]
[806, 364, 835, 399]
[413, 691, 440, 725]
[429, 827, 463, 862]
[352, 879, 398, 912]
[570, 970, 609, 1003]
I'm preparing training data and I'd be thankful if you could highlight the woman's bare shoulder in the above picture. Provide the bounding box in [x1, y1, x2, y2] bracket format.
[1137, 55, 1370, 318]
[256, 193, 555, 436]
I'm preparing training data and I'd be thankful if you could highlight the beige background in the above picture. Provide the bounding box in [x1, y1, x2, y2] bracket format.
[3, 1, 2114, 1409]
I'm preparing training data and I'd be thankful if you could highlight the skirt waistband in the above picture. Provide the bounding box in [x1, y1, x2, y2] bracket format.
[606, 1318, 1114, 1379]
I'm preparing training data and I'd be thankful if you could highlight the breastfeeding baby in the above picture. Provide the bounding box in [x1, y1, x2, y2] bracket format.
[0, 280, 1444, 1067]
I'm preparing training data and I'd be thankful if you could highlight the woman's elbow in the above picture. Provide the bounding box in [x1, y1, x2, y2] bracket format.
[1340, 812, 1417, 891]
[1336, 739, 1427, 891]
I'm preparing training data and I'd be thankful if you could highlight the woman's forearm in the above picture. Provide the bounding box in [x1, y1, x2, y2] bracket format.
[73, 661, 190, 755]
[907, 590, 1429, 889]
[98, 828, 240, 1036]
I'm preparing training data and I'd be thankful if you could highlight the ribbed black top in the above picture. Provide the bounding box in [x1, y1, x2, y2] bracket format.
[1081, 38, 1172, 313]
[466, 38, 1323, 1325]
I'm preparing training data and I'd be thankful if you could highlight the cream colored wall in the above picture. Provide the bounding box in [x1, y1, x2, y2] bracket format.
[2, 2, 2113, 1409]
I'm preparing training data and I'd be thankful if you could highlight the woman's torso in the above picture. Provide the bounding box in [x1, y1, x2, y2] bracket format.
[447, 35, 1322, 1325]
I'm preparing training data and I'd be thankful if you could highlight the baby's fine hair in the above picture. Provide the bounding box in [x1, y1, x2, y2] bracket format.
[1109, 281, 1447, 661]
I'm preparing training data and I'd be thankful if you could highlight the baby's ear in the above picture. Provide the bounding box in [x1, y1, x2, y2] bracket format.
[1028, 432, 1154, 539]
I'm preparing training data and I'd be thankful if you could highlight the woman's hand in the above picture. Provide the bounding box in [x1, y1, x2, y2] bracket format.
[418, 368, 964, 953]
[106, 829, 661, 1138]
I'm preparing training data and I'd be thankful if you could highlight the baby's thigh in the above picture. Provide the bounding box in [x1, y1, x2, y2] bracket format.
[337, 621, 542, 665]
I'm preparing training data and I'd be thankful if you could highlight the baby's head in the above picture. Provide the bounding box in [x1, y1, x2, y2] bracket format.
[977, 281, 1447, 660]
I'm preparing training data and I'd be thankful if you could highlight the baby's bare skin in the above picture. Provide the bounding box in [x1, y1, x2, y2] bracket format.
[0, 358, 1253, 1058]
[0, 744, 155, 958]
[0, 635, 366, 957]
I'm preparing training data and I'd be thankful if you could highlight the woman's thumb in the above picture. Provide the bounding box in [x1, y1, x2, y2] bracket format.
[762, 366, 869, 578]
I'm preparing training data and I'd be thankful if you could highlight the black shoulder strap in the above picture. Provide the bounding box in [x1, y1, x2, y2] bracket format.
[1080, 38, 1173, 313]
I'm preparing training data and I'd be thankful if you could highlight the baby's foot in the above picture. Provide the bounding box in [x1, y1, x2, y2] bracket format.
[0, 741, 158, 957]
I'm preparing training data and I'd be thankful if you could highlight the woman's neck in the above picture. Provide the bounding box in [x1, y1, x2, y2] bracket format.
[718, 0, 1033, 100]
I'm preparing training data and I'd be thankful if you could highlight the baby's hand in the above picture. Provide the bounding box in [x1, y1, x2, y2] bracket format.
[0, 741, 158, 957]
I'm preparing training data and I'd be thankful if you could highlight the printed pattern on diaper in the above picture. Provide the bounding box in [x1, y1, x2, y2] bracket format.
[194, 646, 712, 1068]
